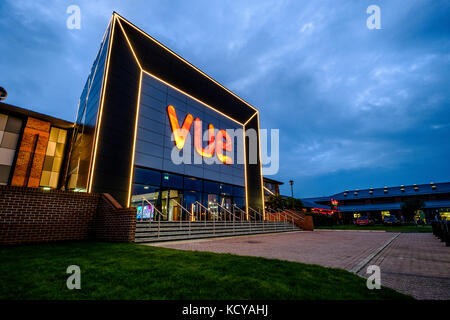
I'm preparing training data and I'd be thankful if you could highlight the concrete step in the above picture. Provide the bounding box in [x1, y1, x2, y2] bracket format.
[134, 220, 301, 243]
[135, 226, 297, 238]
[135, 228, 300, 243]
[136, 223, 289, 232]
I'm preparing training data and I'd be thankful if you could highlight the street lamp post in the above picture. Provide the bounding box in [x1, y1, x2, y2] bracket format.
[0, 87, 7, 101]
[289, 180, 294, 209]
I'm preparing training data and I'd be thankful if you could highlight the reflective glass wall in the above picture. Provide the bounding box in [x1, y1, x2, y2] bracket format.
[131, 167, 245, 221]
[67, 24, 111, 190]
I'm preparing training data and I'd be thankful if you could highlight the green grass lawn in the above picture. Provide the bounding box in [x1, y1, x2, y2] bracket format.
[315, 224, 432, 233]
[0, 241, 410, 300]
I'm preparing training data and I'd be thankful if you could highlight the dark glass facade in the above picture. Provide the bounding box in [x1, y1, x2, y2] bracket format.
[131, 166, 245, 221]
[65, 13, 264, 212]
[66, 23, 112, 190]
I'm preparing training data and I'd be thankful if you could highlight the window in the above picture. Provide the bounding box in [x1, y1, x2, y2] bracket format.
[134, 167, 161, 186]
[40, 127, 67, 188]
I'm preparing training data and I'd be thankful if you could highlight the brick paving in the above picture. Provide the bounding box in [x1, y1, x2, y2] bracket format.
[153, 230, 450, 299]
[154, 230, 396, 270]
[357, 233, 450, 300]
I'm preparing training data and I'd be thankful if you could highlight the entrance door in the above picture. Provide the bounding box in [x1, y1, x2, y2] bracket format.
[161, 189, 182, 221]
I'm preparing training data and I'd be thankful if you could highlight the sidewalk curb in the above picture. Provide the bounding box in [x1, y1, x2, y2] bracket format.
[350, 233, 401, 274]
[316, 229, 387, 233]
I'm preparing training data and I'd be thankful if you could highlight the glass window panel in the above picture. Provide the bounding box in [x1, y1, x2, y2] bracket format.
[5, 116, 22, 133]
[0, 164, 11, 185]
[52, 157, 63, 172]
[0, 132, 19, 149]
[49, 128, 59, 142]
[43, 156, 54, 171]
[0, 148, 15, 166]
[233, 186, 245, 198]
[0, 114, 7, 131]
[46, 141, 56, 156]
[57, 129, 67, 143]
[133, 167, 161, 186]
[55, 143, 64, 157]
[184, 177, 202, 192]
[49, 172, 59, 188]
[40, 171, 51, 186]
[234, 197, 245, 209]
[203, 180, 220, 194]
[219, 183, 233, 195]
[161, 172, 183, 189]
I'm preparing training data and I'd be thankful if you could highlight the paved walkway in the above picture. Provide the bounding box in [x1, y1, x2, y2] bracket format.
[152, 230, 450, 299]
[357, 233, 450, 300]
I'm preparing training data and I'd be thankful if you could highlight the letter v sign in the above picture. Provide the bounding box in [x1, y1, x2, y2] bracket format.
[167, 105, 194, 149]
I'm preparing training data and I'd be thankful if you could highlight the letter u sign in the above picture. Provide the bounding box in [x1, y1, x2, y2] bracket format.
[167, 105, 232, 164]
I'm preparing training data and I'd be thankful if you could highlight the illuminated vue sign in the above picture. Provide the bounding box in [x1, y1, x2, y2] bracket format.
[167, 105, 232, 164]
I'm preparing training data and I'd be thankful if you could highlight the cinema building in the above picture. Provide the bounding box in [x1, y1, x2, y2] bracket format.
[1, 13, 269, 225]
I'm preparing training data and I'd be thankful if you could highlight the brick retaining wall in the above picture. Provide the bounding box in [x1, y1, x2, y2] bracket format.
[0, 185, 136, 245]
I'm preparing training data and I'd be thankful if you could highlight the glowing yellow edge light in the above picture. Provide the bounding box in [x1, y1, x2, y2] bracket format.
[115, 13, 259, 113]
[88, 14, 116, 192]
[127, 71, 143, 207]
[244, 112, 258, 126]
[243, 128, 249, 220]
[256, 112, 266, 219]
[142, 70, 243, 126]
[263, 186, 275, 195]
[85, 18, 113, 185]
[117, 19, 142, 69]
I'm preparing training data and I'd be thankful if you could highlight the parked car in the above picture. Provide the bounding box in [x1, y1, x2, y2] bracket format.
[356, 216, 373, 226]
[383, 215, 401, 226]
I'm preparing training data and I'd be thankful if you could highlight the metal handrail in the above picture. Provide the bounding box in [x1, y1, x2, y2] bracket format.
[215, 202, 241, 232]
[265, 207, 301, 231]
[284, 209, 305, 220]
[173, 200, 194, 235]
[232, 204, 246, 222]
[267, 207, 302, 222]
[141, 198, 166, 239]
[194, 201, 217, 235]
[248, 207, 263, 221]
[194, 201, 218, 220]
[216, 203, 241, 221]
[248, 207, 265, 231]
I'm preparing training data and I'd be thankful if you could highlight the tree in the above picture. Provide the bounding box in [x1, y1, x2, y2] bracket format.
[292, 198, 304, 211]
[267, 195, 303, 211]
[401, 198, 425, 222]
[267, 194, 287, 211]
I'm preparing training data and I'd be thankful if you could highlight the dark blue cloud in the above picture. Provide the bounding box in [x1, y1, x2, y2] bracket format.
[1, 0, 449, 197]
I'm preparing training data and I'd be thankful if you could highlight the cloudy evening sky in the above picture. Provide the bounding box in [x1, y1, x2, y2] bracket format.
[1, 0, 449, 198]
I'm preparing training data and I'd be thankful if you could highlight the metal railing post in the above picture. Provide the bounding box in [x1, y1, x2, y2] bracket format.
[158, 210, 161, 239]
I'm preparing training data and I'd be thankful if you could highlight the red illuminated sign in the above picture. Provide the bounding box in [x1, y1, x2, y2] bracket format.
[167, 105, 232, 164]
